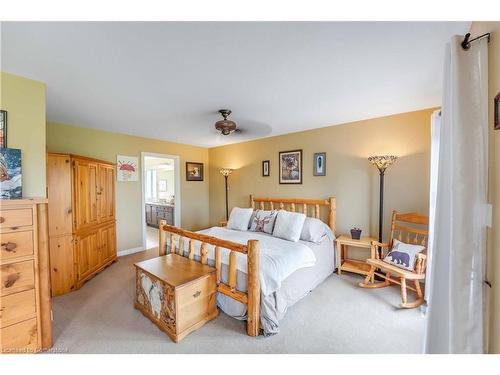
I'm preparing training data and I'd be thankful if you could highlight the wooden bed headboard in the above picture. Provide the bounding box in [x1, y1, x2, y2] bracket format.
[249, 195, 336, 234]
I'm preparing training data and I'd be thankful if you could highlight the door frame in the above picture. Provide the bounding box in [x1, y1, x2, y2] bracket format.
[141, 152, 181, 251]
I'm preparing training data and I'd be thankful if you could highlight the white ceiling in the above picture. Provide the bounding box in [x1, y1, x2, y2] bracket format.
[1, 21, 470, 148]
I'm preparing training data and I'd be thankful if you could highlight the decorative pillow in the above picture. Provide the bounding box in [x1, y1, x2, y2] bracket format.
[272, 210, 306, 242]
[249, 209, 278, 234]
[247, 210, 256, 229]
[227, 207, 254, 231]
[383, 239, 425, 271]
[300, 217, 328, 243]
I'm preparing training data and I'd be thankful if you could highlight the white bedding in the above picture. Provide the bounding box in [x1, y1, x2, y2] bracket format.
[195, 227, 317, 296]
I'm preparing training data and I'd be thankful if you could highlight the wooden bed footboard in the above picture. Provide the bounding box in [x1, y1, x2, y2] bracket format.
[158, 222, 261, 337]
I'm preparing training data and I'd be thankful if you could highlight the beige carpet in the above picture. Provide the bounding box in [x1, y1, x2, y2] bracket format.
[145, 226, 158, 250]
[51, 249, 425, 353]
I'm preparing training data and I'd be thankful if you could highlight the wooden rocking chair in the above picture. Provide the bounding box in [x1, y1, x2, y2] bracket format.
[359, 211, 429, 308]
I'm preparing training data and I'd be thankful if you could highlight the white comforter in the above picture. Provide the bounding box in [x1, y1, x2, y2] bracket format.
[195, 227, 316, 296]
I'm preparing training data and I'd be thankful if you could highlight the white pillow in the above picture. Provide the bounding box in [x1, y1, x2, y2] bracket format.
[300, 217, 328, 243]
[227, 207, 254, 231]
[249, 209, 278, 234]
[272, 210, 306, 242]
[383, 239, 425, 271]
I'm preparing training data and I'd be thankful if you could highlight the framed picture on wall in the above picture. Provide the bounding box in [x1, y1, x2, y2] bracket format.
[495, 92, 500, 130]
[262, 160, 270, 177]
[117, 155, 139, 181]
[0, 147, 22, 199]
[0, 110, 7, 148]
[279, 149, 302, 184]
[313, 152, 326, 176]
[159, 179, 167, 192]
[186, 162, 204, 181]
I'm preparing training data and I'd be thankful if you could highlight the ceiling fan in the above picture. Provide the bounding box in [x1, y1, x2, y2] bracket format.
[214, 109, 242, 135]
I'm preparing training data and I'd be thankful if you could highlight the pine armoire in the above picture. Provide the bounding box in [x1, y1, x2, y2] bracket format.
[46, 153, 117, 296]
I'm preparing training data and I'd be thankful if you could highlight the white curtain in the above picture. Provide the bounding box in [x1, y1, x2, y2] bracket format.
[425, 110, 441, 304]
[424, 36, 489, 353]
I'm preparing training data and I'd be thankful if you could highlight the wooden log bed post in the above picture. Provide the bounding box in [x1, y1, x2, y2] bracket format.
[246, 239, 260, 337]
[329, 196, 336, 234]
[159, 219, 167, 256]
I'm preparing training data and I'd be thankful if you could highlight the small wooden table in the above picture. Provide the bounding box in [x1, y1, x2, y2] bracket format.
[336, 235, 377, 279]
[134, 254, 218, 342]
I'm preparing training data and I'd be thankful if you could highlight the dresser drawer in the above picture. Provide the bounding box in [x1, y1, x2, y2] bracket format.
[0, 317, 38, 353]
[177, 274, 216, 308]
[0, 209, 33, 229]
[0, 289, 37, 328]
[1, 260, 35, 297]
[157, 211, 173, 220]
[0, 230, 34, 262]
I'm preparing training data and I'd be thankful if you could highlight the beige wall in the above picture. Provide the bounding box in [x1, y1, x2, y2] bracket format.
[46, 122, 209, 251]
[470, 22, 500, 354]
[209, 108, 433, 244]
[0, 72, 46, 197]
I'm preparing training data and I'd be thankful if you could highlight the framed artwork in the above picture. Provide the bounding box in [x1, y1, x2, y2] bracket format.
[0, 147, 22, 199]
[279, 149, 302, 184]
[262, 160, 270, 177]
[0, 110, 7, 148]
[495, 92, 500, 130]
[186, 162, 204, 181]
[313, 152, 326, 176]
[159, 179, 167, 192]
[117, 155, 139, 181]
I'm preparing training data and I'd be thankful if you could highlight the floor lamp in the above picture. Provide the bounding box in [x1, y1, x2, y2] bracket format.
[368, 155, 398, 243]
[219, 168, 233, 220]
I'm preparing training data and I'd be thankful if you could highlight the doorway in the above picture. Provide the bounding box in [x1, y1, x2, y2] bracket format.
[141, 152, 181, 251]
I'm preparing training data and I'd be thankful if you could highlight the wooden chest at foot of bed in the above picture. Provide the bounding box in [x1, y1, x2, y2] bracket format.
[134, 254, 218, 342]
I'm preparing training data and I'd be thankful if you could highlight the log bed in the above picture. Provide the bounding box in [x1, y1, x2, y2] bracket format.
[158, 195, 336, 337]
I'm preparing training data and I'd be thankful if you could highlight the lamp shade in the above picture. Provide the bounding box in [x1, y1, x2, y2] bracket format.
[368, 155, 398, 172]
[219, 168, 233, 177]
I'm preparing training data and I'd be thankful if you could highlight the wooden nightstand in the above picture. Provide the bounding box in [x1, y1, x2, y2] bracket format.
[336, 235, 377, 279]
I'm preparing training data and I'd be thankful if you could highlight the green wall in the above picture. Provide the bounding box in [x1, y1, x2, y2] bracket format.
[0, 72, 46, 197]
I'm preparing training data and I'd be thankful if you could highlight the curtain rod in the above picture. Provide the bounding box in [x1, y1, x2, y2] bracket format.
[461, 32, 491, 50]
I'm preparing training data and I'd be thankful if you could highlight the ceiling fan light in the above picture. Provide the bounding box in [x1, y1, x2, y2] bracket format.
[214, 109, 238, 135]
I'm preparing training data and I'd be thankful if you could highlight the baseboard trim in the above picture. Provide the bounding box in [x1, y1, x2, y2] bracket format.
[117, 246, 144, 257]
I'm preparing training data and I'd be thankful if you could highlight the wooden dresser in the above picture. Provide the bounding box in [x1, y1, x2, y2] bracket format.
[0, 199, 52, 353]
[47, 153, 117, 296]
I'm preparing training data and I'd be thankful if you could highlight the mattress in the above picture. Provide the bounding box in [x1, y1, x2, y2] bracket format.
[188, 227, 336, 336]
